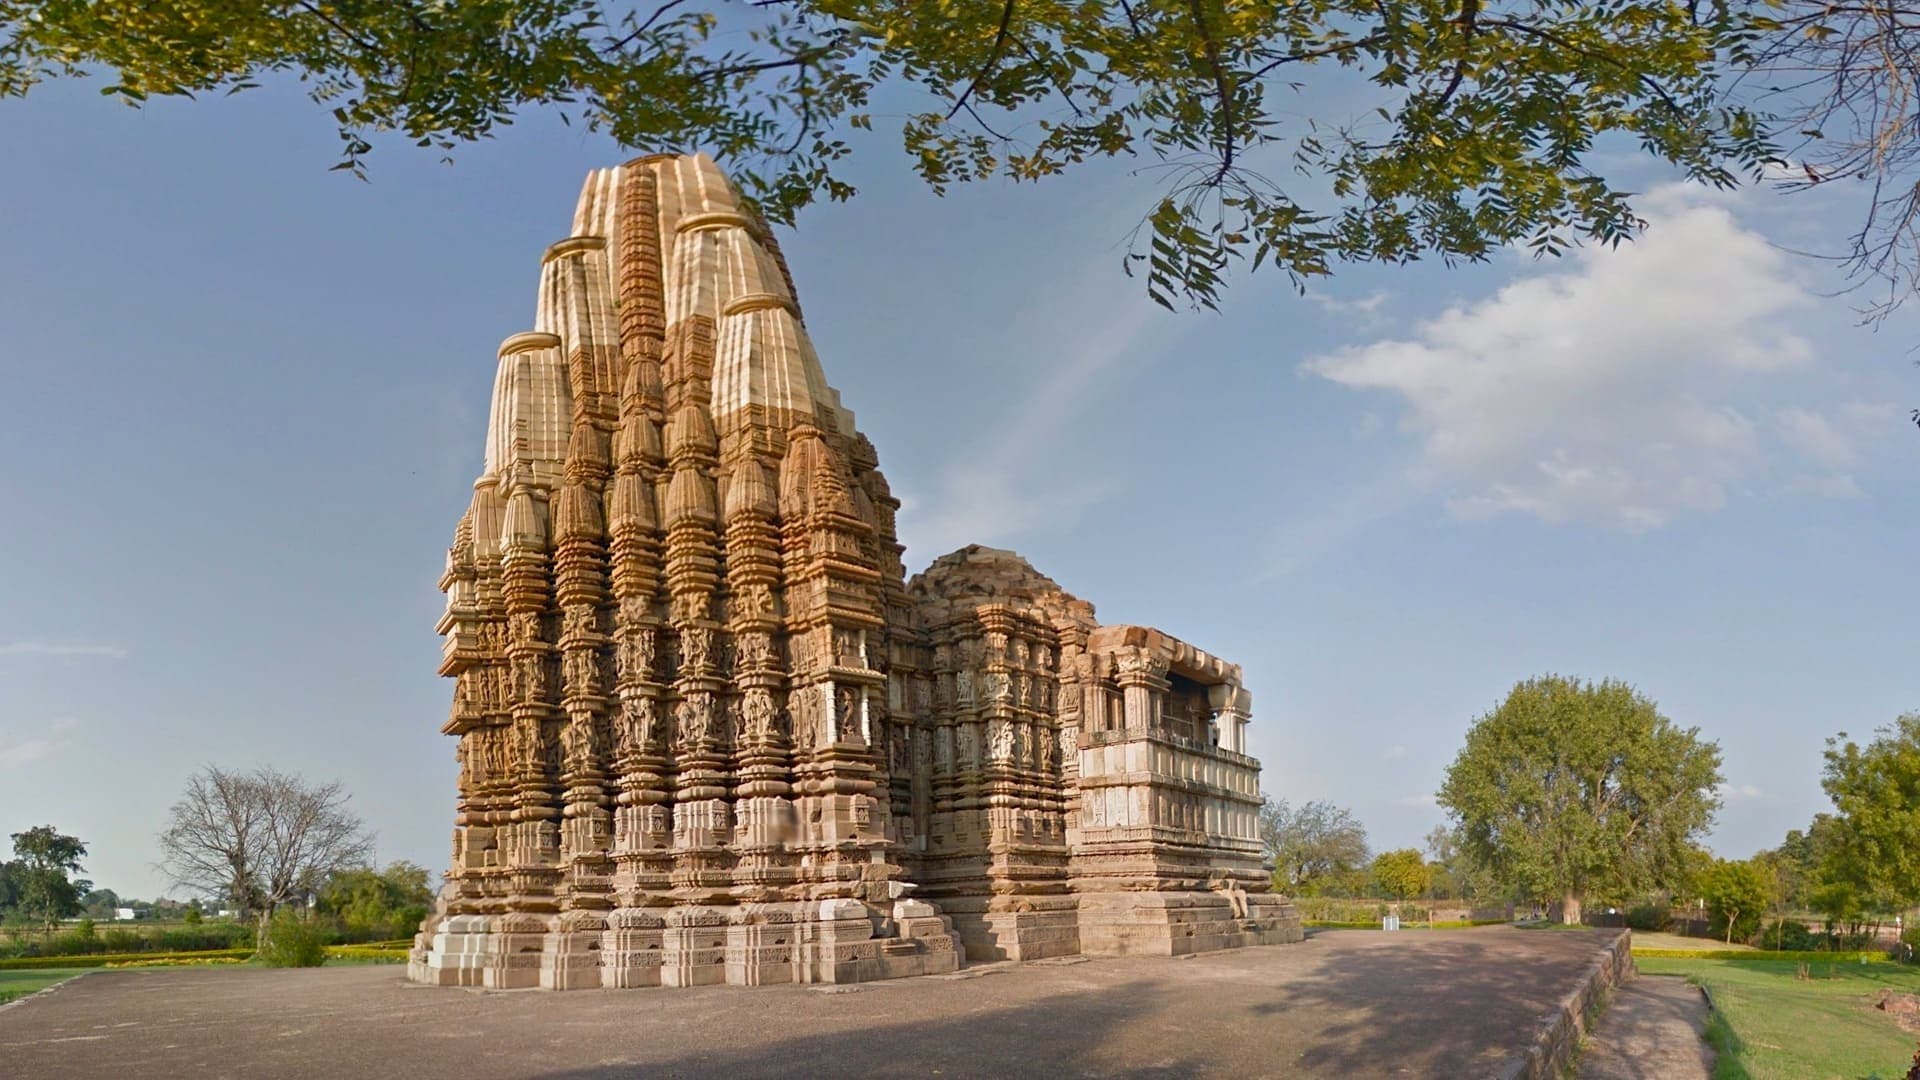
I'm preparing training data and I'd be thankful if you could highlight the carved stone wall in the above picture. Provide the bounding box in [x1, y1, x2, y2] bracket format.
[411, 155, 1298, 990]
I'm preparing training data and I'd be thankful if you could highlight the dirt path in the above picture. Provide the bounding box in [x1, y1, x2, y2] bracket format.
[1579, 974, 1714, 1080]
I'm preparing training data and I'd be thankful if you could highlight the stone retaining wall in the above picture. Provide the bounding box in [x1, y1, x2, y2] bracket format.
[1502, 929, 1635, 1080]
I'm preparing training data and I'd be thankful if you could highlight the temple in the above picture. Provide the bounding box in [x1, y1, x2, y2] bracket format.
[409, 154, 1301, 990]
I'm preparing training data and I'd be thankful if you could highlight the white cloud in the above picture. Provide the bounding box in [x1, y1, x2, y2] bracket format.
[1383, 744, 1409, 760]
[1777, 407, 1860, 470]
[1305, 184, 1833, 529]
[0, 641, 127, 659]
[1772, 401, 1902, 500]
[1307, 288, 1392, 316]
[1394, 792, 1439, 808]
[1716, 783, 1764, 802]
[0, 717, 80, 768]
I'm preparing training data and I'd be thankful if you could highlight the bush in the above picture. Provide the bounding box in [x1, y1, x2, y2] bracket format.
[152, 922, 254, 952]
[1625, 903, 1671, 932]
[1699, 859, 1770, 944]
[257, 912, 327, 968]
[0, 919, 256, 959]
[183, 907, 202, 925]
[0, 949, 255, 969]
[1758, 920, 1820, 951]
[1630, 947, 1887, 962]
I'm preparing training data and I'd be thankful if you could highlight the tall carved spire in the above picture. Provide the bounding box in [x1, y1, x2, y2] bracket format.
[414, 154, 962, 990]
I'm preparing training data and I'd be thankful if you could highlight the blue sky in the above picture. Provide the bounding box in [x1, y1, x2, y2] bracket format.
[2, 75, 1914, 900]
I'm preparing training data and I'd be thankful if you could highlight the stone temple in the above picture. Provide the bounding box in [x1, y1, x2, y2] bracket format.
[409, 154, 1302, 990]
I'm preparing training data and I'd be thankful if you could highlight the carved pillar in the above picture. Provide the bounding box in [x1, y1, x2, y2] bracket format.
[601, 165, 675, 988]
[779, 424, 887, 902]
[662, 363, 731, 901]
[723, 456, 796, 900]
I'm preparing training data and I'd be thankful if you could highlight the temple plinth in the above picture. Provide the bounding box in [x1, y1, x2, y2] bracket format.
[410, 154, 1300, 990]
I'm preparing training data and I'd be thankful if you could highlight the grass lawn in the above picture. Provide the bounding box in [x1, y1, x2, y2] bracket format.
[0, 969, 80, 1005]
[1637, 955, 1920, 1079]
[1632, 931, 1756, 953]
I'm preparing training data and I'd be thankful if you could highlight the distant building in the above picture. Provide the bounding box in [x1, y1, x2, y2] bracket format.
[113, 908, 136, 921]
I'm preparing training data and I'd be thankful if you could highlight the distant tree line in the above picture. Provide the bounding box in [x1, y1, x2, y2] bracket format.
[5, 764, 436, 961]
[1261, 677, 1919, 952]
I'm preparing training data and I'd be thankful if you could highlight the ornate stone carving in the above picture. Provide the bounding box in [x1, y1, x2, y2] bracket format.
[417, 153, 1295, 994]
[616, 695, 660, 756]
[739, 687, 781, 743]
[674, 693, 715, 747]
[835, 685, 863, 744]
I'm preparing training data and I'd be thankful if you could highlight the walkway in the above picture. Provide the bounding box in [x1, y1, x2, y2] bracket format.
[0, 927, 1623, 1078]
[1579, 974, 1714, 1079]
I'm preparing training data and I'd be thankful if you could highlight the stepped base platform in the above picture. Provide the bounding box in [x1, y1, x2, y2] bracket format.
[408, 898, 961, 990]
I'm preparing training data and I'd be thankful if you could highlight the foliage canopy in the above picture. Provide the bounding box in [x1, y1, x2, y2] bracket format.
[1369, 848, 1431, 901]
[1698, 857, 1770, 944]
[4, 826, 91, 929]
[1818, 714, 1920, 915]
[315, 861, 435, 940]
[0, 0, 1772, 308]
[1438, 675, 1723, 924]
[1260, 795, 1370, 895]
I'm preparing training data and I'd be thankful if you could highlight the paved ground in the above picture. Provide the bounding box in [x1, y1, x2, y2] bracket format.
[1578, 975, 1713, 1080]
[0, 927, 1623, 1079]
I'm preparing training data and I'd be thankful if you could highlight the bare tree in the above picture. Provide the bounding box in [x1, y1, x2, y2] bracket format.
[1258, 796, 1371, 896]
[157, 766, 373, 936]
[1739, 0, 1920, 322]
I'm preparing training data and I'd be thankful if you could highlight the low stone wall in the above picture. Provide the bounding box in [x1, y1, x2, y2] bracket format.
[1500, 929, 1635, 1080]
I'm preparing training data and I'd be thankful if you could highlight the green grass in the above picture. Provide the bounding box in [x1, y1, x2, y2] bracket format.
[1631, 931, 1757, 953]
[1636, 955, 1920, 1079]
[0, 969, 80, 1005]
[0, 948, 257, 970]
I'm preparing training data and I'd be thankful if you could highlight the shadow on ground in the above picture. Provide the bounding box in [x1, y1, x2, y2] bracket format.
[0, 927, 1622, 1079]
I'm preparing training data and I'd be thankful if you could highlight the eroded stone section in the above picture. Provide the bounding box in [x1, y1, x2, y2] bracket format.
[411, 154, 1298, 990]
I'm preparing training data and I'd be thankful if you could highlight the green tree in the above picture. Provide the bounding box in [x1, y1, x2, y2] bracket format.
[1370, 849, 1432, 903]
[1259, 796, 1369, 897]
[80, 887, 121, 920]
[1439, 676, 1723, 925]
[0, 859, 21, 919]
[0, 0, 1771, 309]
[1820, 715, 1920, 916]
[9, 825, 91, 929]
[1699, 858, 1771, 945]
[1763, 814, 1846, 912]
[1424, 823, 1501, 903]
[315, 861, 435, 939]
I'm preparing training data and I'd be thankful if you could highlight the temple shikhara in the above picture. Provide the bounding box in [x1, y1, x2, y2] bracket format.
[409, 154, 1301, 990]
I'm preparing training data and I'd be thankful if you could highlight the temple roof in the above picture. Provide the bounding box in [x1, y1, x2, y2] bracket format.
[469, 151, 864, 545]
[908, 545, 1098, 628]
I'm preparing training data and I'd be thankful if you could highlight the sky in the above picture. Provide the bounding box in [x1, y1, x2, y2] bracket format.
[0, 73, 1914, 901]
